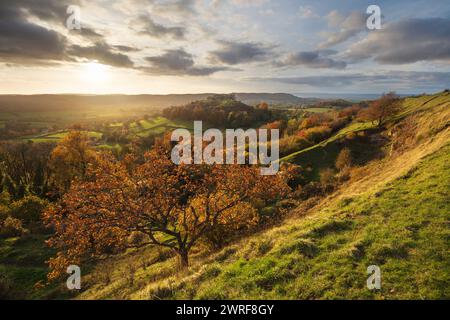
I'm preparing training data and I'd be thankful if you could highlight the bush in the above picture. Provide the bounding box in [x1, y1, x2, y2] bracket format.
[299, 125, 332, 144]
[0, 204, 9, 223]
[335, 148, 352, 171]
[0, 216, 26, 238]
[10, 195, 48, 225]
[319, 168, 337, 192]
[279, 136, 311, 157]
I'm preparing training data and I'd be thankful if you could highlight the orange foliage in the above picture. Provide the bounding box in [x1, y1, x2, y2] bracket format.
[43, 145, 290, 279]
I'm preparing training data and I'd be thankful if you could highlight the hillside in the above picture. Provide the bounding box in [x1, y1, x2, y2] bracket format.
[71, 92, 450, 300]
[0, 93, 309, 113]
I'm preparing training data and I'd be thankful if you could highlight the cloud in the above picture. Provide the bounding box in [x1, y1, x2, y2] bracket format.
[319, 11, 366, 49]
[75, 27, 105, 42]
[151, 0, 197, 16]
[346, 17, 450, 64]
[142, 49, 230, 76]
[133, 14, 186, 39]
[68, 42, 134, 68]
[15, 0, 83, 25]
[246, 71, 450, 90]
[297, 6, 319, 19]
[113, 45, 141, 53]
[209, 41, 274, 65]
[0, 4, 68, 65]
[231, 0, 268, 7]
[0, 0, 136, 69]
[275, 50, 346, 69]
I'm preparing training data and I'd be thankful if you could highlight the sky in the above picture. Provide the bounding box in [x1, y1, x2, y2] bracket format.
[1, 0, 449, 95]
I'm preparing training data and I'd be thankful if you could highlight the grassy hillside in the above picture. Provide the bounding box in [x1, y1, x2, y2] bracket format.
[73, 93, 450, 300]
[2, 92, 448, 300]
[280, 91, 450, 180]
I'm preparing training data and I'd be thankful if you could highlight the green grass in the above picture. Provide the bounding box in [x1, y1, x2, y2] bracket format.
[0, 234, 67, 299]
[137, 143, 449, 300]
[24, 130, 103, 143]
[129, 117, 194, 138]
[76, 137, 450, 300]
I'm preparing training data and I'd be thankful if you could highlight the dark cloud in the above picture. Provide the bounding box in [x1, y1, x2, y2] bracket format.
[346, 18, 450, 64]
[113, 45, 141, 53]
[133, 15, 186, 40]
[75, 27, 105, 42]
[68, 42, 134, 68]
[0, 4, 68, 65]
[15, 0, 82, 25]
[0, 0, 136, 68]
[142, 49, 229, 76]
[246, 71, 450, 90]
[275, 50, 346, 69]
[209, 41, 274, 65]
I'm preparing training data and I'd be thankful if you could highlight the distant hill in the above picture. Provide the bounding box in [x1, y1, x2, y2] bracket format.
[0, 93, 313, 112]
[233, 93, 318, 105]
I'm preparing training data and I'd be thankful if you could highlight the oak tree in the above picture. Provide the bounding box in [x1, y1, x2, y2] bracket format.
[44, 144, 289, 279]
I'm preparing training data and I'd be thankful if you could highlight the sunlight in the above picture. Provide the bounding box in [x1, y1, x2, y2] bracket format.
[82, 61, 108, 83]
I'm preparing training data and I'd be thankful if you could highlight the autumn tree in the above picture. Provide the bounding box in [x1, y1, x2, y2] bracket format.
[359, 92, 400, 127]
[257, 102, 269, 111]
[49, 131, 97, 196]
[43, 144, 289, 279]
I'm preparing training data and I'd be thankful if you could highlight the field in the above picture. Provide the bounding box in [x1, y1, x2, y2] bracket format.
[1, 111, 193, 148]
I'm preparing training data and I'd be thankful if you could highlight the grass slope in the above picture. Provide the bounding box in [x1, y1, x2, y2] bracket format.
[76, 138, 449, 300]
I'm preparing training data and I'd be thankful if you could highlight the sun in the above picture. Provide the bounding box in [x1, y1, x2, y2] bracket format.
[82, 61, 108, 82]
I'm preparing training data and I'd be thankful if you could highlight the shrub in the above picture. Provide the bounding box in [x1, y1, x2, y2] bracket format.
[0, 204, 9, 223]
[279, 135, 311, 157]
[10, 195, 48, 225]
[0, 216, 25, 238]
[299, 125, 332, 144]
[319, 168, 337, 193]
[335, 148, 352, 171]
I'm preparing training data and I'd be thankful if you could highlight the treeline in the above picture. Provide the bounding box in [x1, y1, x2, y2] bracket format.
[162, 94, 274, 128]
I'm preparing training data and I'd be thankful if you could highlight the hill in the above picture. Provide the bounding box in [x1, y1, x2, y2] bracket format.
[0, 93, 310, 113]
[1, 91, 448, 300]
[71, 91, 450, 300]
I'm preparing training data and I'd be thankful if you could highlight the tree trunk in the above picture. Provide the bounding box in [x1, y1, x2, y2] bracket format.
[178, 249, 189, 268]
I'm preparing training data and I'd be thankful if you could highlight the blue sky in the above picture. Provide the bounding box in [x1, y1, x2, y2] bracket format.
[1, 0, 449, 94]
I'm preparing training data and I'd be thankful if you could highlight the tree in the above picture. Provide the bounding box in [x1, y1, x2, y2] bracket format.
[49, 131, 97, 196]
[43, 144, 289, 279]
[0, 141, 54, 199]
[257, 102, 269, 111]
[359, 92, 400, 127]
[335, 148, 352, 171]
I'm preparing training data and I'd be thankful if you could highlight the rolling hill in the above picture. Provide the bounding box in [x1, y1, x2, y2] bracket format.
[70, 91, 450, 300]
[1, 91, 448, 300]
[0, 93, 312, 113]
